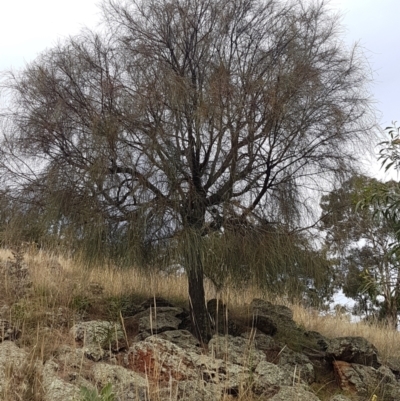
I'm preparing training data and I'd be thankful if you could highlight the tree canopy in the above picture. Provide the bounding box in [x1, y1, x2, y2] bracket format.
[0, 0, 376, 342]
[320, 174, 400, 327]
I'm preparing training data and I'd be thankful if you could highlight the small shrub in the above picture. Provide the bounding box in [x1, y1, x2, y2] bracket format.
[79, 383, 115, 401]
[71, 295, 92, 313]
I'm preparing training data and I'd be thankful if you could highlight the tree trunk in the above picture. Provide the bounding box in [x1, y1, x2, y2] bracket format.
[182, 227, 212, 345]
[187, 263, 211, 345]
[388, 269, 400, 329]
[384, 300, 398, 329]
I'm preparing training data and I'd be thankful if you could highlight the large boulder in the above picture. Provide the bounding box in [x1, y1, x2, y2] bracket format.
[250, 299, 295, 332]
[327, 337, 380, 367]
[230, 306, 277, 336]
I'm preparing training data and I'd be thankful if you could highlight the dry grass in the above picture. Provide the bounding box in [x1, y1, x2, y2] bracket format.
[0, 247, 399, 400]
[291, 302, 400, 364]
[3, 245, 400, 357]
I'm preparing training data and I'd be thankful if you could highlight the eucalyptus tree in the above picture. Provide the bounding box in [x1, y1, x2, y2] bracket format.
[1, 0, 375, 342]
[320, 175, 400, 327]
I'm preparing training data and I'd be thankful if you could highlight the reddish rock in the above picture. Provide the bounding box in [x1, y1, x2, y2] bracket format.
[123, 337, 197, 381]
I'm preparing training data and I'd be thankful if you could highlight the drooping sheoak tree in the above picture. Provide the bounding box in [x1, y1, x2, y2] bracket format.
[1, 0, 374, 342]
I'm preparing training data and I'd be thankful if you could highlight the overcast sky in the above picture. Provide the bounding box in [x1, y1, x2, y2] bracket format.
[1, 0, 399, 126]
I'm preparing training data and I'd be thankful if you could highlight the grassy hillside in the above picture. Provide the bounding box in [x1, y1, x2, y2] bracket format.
[1, 246, 400, 400]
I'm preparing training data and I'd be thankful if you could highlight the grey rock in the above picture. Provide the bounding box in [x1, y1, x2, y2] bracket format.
[249, 298, 299, 337]
[382, 383, 400, 401]
[42, 360, 80, 401]
[251, 298, 293, 319]
[329, 395, 353, 401]
[250, 298, 274, 310]
[123, 337, 198, 381]
[327, 336, 379, 367]
[175, 380, 223, 401]
[53, 345, 86, 368]
[252, 360, 292, 395]
[253, 314, 278, 336]
[5, 295, 400, 401]
[71, 320, 126, 361]
[124, 336, 254, 395]
[231, 307, 278, 337]
[240, 331, 275, 351]
[44, 347, 150, 401]
[278, 348, 315, 384]
[191, 352, 253, 392]
[385, 356, 400, 373]
[45, 346, 95, 394]
[304, 330, 330, 351]
[351, 364, 380, 396]
[333, 360, 379, 397]
[92, 363, 148, 401]
[377, 365, 396, 383]
[208, 334, 266, 368]
[268, 385, 321, 401]
[206, 299, 232, 334]
[0, 341, 30, 396]
[344, 363, 400, 401]
[132, 307, 184, 340]
[149, 329, 201, 352]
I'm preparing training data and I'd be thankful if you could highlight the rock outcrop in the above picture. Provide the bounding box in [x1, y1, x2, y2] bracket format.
[1, 297, 400, 400]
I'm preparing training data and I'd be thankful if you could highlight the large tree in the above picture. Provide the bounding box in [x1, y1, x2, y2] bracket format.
[320, 175, 400, 327]
[1, 0, 375, 342]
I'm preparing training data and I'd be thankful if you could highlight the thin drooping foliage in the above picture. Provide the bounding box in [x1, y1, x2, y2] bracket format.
[0, 0, 375, 341]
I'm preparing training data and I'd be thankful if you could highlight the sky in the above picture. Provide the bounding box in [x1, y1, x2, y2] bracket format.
[1, 0, 399, 126]
[0, 0, 101, 71]
[329, 0, 400, 128]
